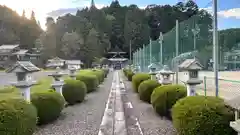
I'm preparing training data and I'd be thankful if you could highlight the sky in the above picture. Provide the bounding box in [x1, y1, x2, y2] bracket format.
[0, 0, 240, 30]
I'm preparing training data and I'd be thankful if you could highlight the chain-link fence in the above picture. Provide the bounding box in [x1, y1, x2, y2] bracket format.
[133, 12, 213, 72]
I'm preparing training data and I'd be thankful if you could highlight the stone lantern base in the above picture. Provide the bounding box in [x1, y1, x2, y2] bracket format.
[149, 72, 157, 80]
[159, 79, 172, 85]
[12, 81, 37, 102]
[230, 120, 240, 135]
[70, 74, 76, 80]
[186, 79, 202, 96]
[52, 81, 64, 96]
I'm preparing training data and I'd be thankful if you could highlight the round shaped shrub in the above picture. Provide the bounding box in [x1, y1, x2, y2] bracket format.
[31, 91, 65, 125]
[76, 74, 99, 93]
[0, 98, 37, 135]
[151, 84, 187, 117]
[103, 69, 109, 78]
[138, 80, 161, 103]
[91, 70, 105, 83]
[132, 73, 150, 92]
[172, 96, 235, 135]
[62, 79, 87, 104]
[123, 69, 127, 76]
[127, 70, 134, 81]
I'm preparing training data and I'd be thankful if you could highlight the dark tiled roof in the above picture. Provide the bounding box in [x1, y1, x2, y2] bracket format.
[5, 61, 40, 73]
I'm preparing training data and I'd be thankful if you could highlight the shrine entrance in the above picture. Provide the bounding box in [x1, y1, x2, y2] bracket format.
[107, 46, 128, 70]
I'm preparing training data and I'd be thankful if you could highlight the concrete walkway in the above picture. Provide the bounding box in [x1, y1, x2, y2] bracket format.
[98, 71, 127, 135]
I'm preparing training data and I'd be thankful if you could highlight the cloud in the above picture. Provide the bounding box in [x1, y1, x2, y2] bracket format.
[201, 7, 240, 19]
[46, 3, 106, 18]
[47, 8, 80, 18]
[139, 6, 147, 9]
[200, 7, 213, 14]
[218, 8, 240, 19]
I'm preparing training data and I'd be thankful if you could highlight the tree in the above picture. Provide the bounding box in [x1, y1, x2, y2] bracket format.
[40, 0, 213, 67]
[39, 17, 57, 62]
[30, 11, 37, 23]
[61, 31, 83, 59]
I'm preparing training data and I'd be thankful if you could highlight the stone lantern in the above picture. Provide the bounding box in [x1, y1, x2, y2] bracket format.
[48, 67, 67, 96]
[157, 65, 175, 85]
[133, 65, 140, 73]
[137, 64, 141, 72]
[130, 64, 134, 71]
[6, 61, 40, 102]
[92, 65, 98, 71]
[178, 58, 203, 96]
[148, 63, 157, 80]
[226, 96, 240, 135]
[69, 66, 77, 79]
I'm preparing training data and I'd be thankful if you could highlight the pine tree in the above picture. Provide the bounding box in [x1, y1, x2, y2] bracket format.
[21, 10, 26, 19]
[30, 11, 37, 24]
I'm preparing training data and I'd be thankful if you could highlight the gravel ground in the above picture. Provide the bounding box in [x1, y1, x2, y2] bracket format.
[120, 72, 177, 135]
[33, 72, 113, 135]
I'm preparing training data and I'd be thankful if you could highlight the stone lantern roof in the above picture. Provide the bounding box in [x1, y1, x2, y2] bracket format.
[6, 61, 40, 73]
[179, 58, 203, 71]
[158, 65, 174, 75]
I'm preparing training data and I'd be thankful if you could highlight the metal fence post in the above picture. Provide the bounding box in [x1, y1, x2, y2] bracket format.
[204, 76, 207, 96]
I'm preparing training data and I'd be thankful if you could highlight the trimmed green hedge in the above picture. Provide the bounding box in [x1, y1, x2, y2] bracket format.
[138, 80, 161, 103]
[132, 73, 150, 92]
[123, 69, 134, 81]
[127, 71, 134, 81]
[91, 70, 105, 83]
[172, 96, 236, 135]
[151, 84, 187, 117]
[102, 68, 109, 78]
[76, 74, 99, 93]
[123, 68, 128, 76]
[0, 98, 37, 135]
[62, 79, 87, 104]
[31, 91, 65, 125]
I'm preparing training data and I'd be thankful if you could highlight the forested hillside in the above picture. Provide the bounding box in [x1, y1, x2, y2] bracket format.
[0, 5, 42, 49]
[1, 0, 240, 66]
[40, 0, 206, 65]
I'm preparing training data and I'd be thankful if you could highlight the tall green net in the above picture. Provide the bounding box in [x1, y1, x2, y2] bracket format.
[133, 11, 213, 72]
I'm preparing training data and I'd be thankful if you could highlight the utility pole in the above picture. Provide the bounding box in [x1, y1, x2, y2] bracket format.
[213, 0, 219, 97]
[175, 20, 179, 84]
[143, 44, 145, 72]
[129, 40, 132, 64]
[192, 23, 200, 51]
[159, 32, 163, 65]
[150, 38, 152, 64]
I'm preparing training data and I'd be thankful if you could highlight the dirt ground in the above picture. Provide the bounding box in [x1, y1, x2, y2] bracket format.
[178, 71, 240, 100]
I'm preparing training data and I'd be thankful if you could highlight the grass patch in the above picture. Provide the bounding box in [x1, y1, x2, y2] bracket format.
[0, 77, 54, 97]
[31, 77, 53, 93]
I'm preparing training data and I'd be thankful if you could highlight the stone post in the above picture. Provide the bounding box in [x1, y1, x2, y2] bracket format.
[6, 61, 40, 102]
[148, 63, 157, 80]
[185, 70, 202, 96]
[48, 67, 66, 96]
[13, 73, 37, 102]
[178, 59, 203, 96]
[69, 67, 77, 80]
[158, 65, 174, 85]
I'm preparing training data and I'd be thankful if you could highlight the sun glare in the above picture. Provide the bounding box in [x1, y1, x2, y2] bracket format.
[1, 0, 63, 30]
